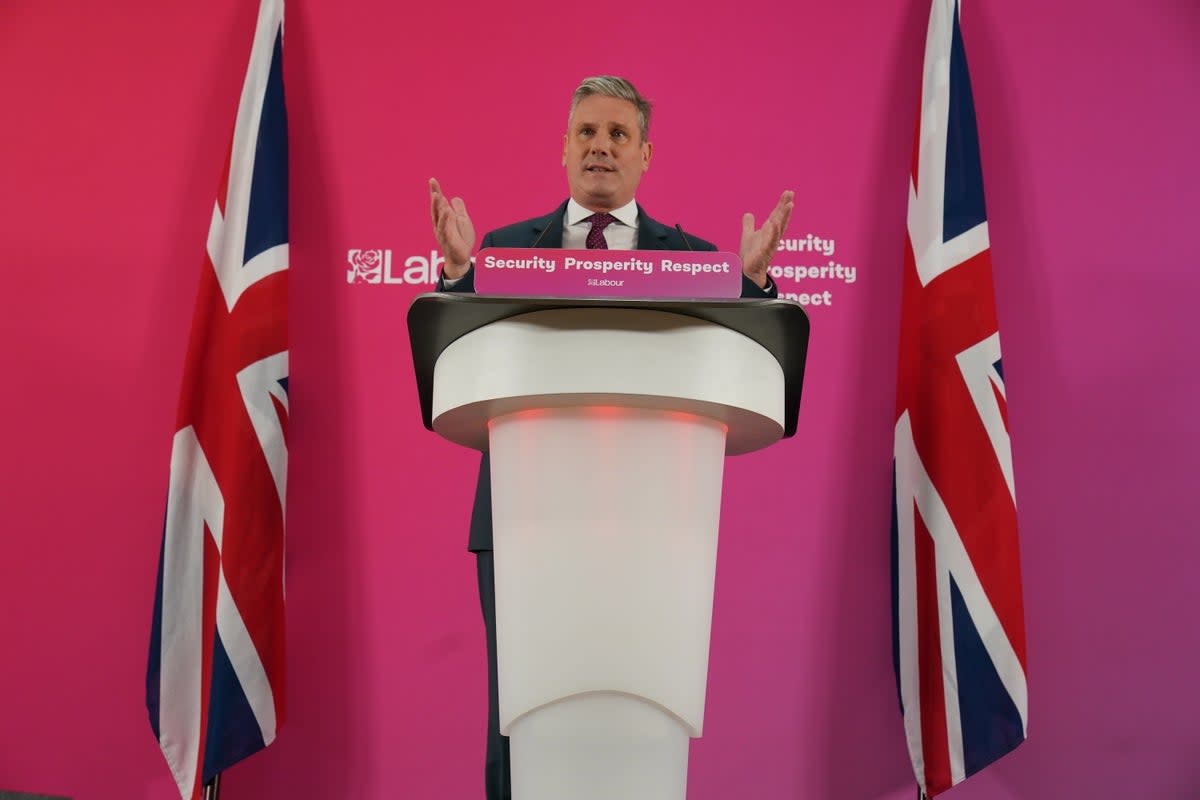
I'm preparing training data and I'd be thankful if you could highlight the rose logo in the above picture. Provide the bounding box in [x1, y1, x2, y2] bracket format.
[347, 249, 384, 283]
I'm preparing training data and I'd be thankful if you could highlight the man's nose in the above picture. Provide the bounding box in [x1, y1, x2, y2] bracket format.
[589, 135, 612, 155]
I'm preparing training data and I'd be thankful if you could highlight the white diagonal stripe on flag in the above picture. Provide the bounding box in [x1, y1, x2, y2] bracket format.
[160, 426, 224, 799]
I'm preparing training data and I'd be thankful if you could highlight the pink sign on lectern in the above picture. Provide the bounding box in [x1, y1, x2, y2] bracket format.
[472, 248, 744, 299]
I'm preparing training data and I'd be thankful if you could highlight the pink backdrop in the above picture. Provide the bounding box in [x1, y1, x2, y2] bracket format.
[2, 1, 1197, 798]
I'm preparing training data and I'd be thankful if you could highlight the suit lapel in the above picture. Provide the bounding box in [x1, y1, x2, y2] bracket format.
[635, 205, 672, 250]
[531, 201, 568, 248]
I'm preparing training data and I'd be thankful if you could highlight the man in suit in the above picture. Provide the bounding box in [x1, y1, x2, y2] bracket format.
[428, 75, 793, 800]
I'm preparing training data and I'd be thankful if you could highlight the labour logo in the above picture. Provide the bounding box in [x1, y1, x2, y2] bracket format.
[347, 249, 385, 283]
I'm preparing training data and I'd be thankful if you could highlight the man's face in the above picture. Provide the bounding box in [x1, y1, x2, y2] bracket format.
[563, 94, 652, 212]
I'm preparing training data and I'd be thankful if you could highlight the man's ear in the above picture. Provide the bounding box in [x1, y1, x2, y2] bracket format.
[642, 140, 653, 171]
[562, 133, 568, 167]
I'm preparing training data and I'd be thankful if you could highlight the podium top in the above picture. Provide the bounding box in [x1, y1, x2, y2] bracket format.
[407, 294, 810, 439]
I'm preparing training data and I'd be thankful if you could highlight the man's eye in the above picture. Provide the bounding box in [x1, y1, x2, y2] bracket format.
[580, 127, 594, 136]
[612, 130, 626, 140]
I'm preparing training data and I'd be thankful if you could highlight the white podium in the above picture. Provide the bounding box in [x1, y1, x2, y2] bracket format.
[409, 296, 809, 800]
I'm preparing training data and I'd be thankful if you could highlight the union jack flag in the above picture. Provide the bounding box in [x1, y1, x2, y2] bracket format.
[892, 1, 1028, 796]
[147, 1, 288, 797]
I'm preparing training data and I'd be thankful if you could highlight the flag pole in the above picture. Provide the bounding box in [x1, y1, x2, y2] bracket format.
[203, 774, 222, 800]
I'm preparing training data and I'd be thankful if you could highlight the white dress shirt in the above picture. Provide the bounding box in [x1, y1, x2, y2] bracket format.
[562, 197, 640, 250]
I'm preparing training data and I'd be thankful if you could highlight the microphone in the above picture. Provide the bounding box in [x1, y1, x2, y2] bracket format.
[530, 221, 554, 249]
[674, 223, 695, 251]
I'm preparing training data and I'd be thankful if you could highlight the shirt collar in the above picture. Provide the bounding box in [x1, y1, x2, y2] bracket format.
[566, 197, 639, 228]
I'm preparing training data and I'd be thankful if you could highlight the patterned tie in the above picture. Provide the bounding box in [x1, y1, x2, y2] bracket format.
[585, 213, 616, 249]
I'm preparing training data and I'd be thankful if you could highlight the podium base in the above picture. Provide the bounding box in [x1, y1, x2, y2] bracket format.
[509, 691, 689, 800]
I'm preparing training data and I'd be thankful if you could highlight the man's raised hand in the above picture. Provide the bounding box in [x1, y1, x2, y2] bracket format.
[429, 178, 476, 280]
[739, 190, 795, 289]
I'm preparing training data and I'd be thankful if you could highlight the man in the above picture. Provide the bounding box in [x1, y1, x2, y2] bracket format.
[429, 75, 793, 800]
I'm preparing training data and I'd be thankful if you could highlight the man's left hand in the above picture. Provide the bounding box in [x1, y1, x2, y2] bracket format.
[740, 190, 795, 289]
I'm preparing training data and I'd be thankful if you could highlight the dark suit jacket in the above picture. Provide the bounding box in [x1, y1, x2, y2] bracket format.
[439, 200, 777, 551]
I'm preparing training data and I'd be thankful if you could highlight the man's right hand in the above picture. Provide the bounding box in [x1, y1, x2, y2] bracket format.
[429, 177, 475, 280]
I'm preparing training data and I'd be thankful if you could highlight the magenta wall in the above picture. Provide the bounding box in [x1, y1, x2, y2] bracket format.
[2, 1, 1197, 798]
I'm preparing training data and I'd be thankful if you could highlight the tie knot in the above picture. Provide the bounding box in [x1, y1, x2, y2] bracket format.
[589, 213, 616, 231]
[586, 213, 616, 249]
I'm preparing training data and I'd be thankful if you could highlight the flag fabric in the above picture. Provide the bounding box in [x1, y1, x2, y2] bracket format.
[147, 1, 288, 797]
[892, 0, 1028, 796]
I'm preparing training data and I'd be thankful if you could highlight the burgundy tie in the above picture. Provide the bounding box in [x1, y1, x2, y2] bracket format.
[585, 213, 616, 249]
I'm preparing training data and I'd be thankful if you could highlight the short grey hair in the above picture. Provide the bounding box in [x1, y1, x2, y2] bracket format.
[569, 75, 653, 143]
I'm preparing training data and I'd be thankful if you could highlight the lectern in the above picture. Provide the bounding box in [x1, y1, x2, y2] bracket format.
[408, 295, 809, 800]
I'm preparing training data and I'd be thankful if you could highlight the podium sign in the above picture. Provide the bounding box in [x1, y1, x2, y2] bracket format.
[473, 248, 743, 298]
